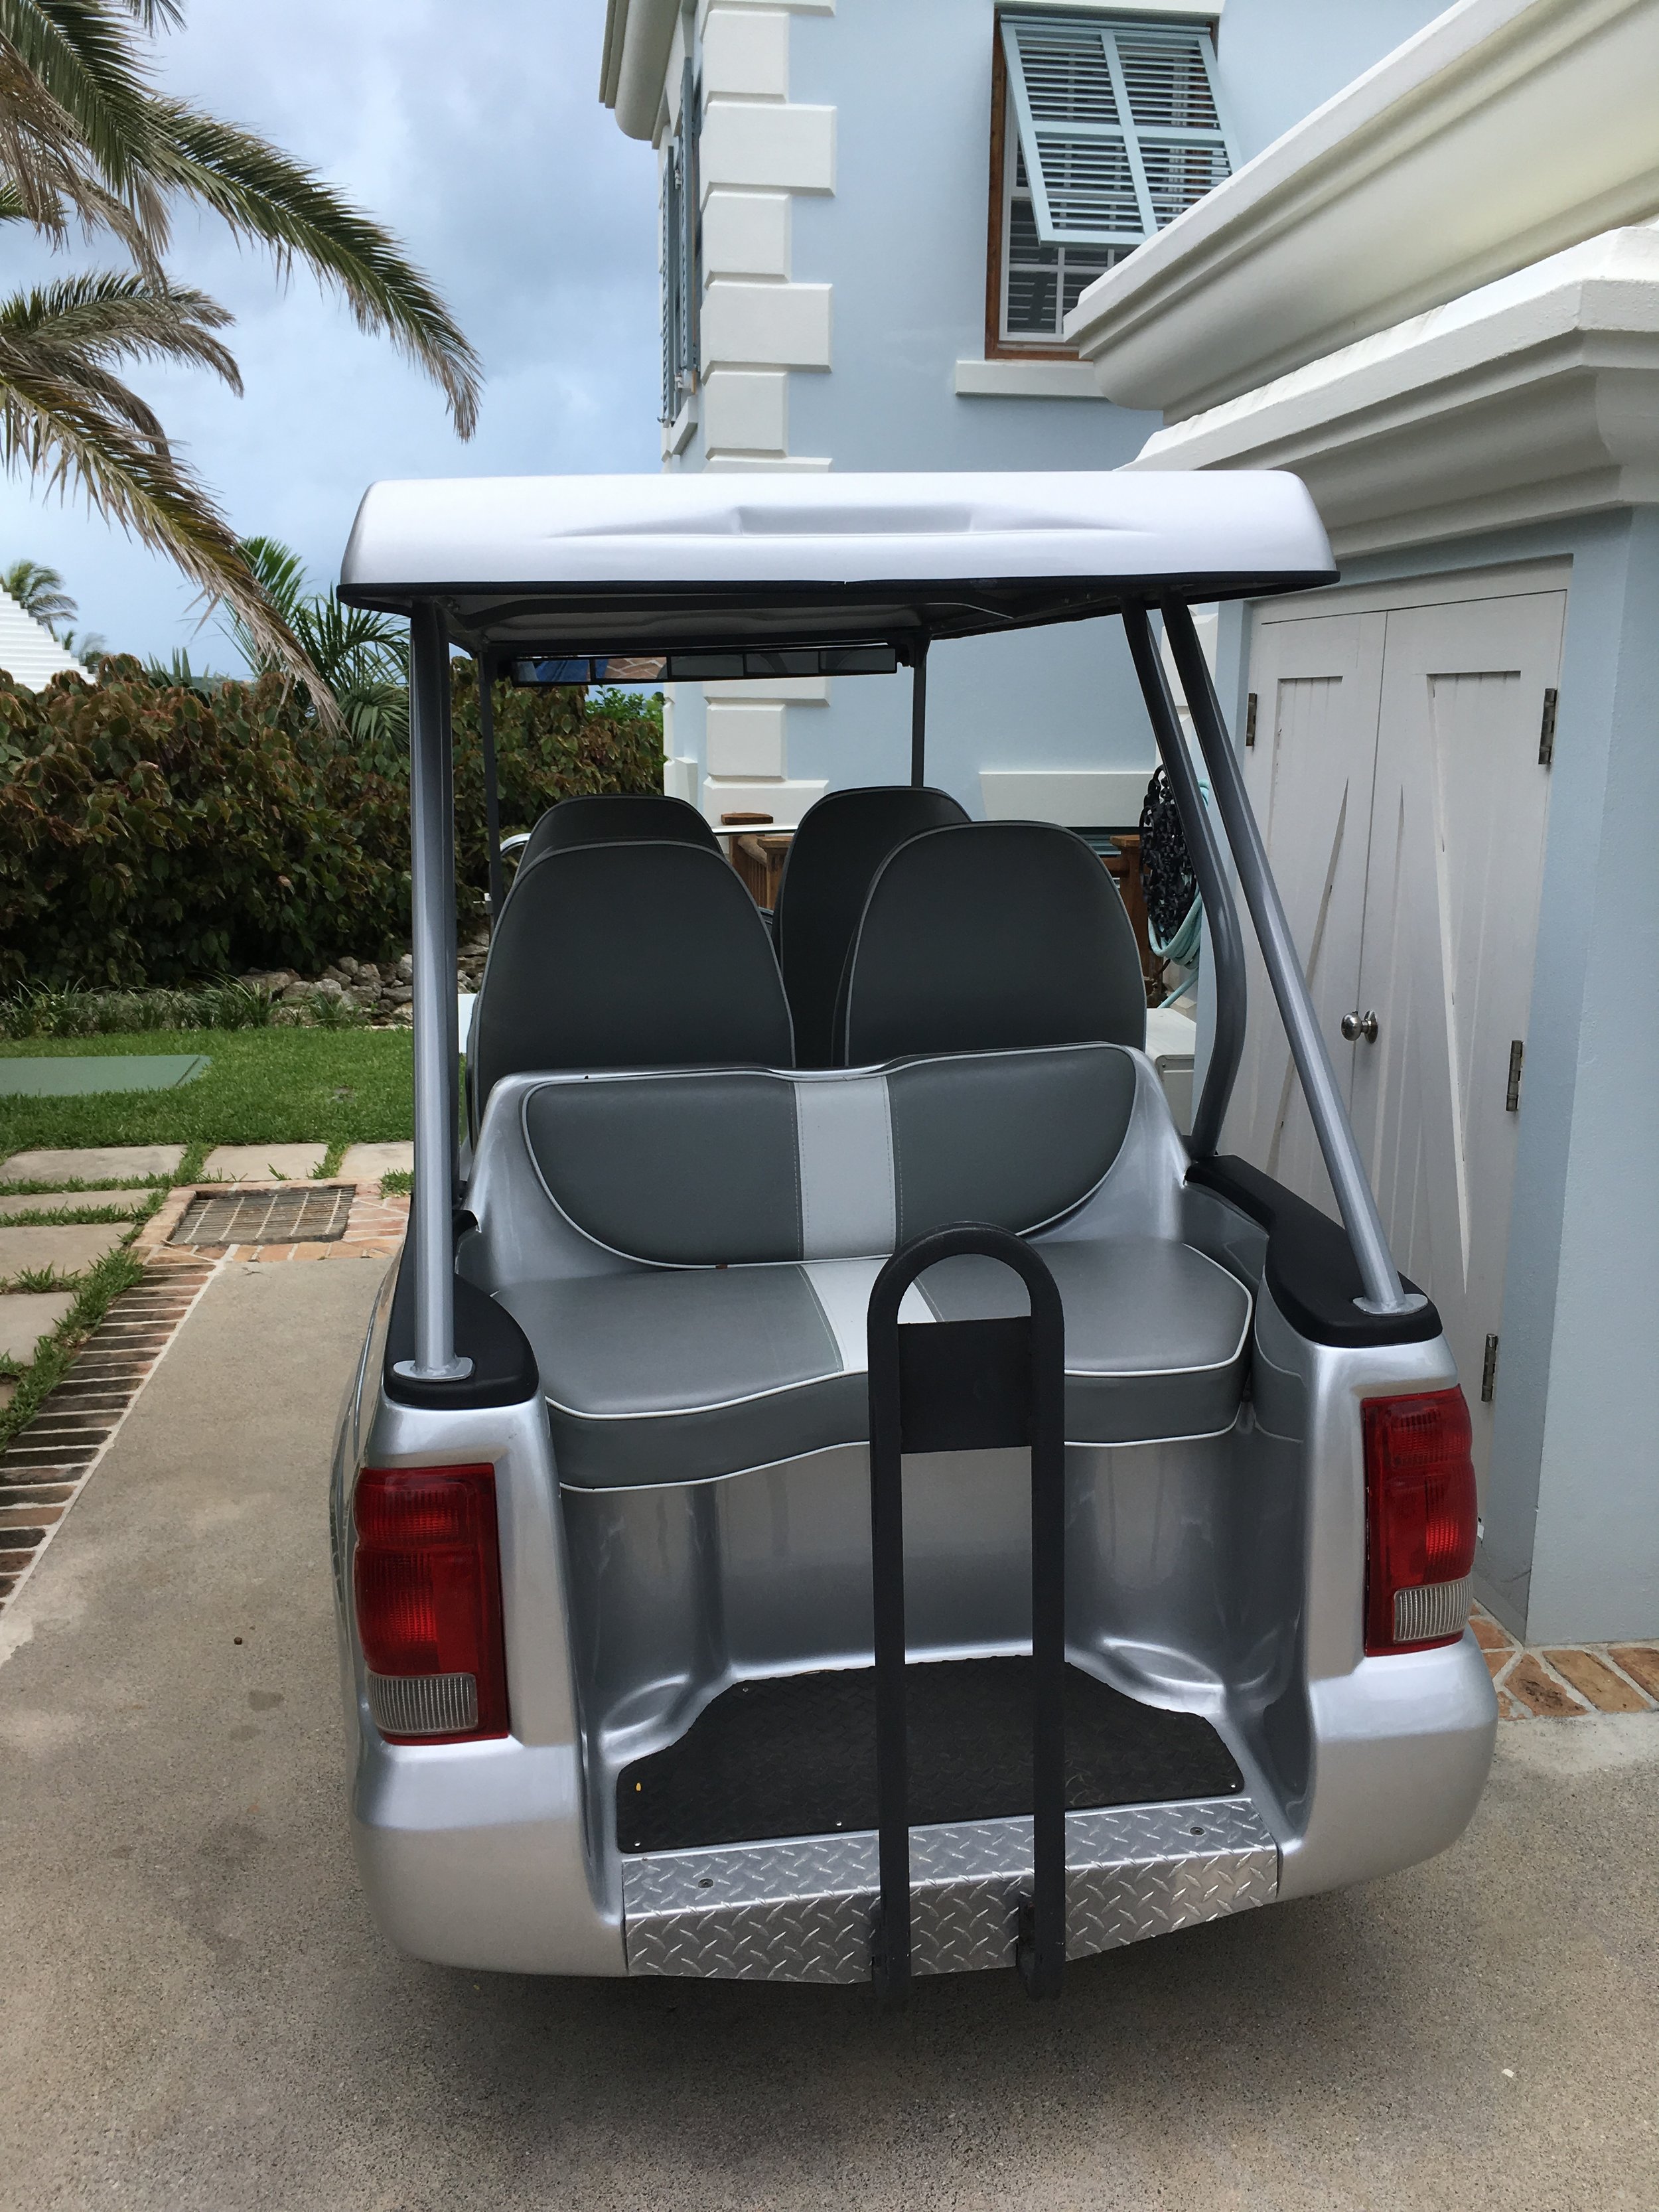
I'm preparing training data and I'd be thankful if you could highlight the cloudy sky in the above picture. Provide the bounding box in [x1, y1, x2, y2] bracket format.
[0, 1, 659, 666]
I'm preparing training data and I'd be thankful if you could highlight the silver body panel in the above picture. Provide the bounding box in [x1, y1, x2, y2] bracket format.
[622, 1797, 1277, 1983]
[332, 1071, 1497, 1980]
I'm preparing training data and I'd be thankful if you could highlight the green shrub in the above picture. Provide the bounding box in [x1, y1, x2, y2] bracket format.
[0, 657, 663, 988]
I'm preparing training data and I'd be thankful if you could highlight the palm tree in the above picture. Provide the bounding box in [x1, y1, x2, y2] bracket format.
[0, 0, 482, 688]
[0, 553, 74, 627]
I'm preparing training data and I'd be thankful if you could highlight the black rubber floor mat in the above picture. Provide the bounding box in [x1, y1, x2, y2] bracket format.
[616, 1658, 1242, 1853]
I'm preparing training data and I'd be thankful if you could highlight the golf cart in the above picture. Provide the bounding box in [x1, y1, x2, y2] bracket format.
[330, 472, 1494, 1998]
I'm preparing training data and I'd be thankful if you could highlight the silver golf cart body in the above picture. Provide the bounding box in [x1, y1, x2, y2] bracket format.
[331, 472, 1495, 1986]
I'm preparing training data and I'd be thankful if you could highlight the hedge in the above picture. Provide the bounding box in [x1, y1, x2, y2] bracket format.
[0, 656, 662, 987]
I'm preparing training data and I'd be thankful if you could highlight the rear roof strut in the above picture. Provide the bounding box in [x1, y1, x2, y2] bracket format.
[397, 603, 469, 1383]
[1160, 598, 1421, 1320]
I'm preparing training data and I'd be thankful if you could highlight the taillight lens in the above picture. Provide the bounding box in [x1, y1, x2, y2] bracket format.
[1362, 1390, 1477, 1654]
[352, 1465, 508, 1741]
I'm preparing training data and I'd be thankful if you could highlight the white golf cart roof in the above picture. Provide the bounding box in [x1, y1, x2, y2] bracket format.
[338, 470, 1334, 656]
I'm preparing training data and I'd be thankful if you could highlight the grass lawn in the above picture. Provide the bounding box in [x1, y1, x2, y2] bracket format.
[0, 1029, 415, 1155]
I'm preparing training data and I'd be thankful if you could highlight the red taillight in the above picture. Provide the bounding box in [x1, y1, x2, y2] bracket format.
[352, 1465, 508, 1741]
[1363, 1390, 1477, 1655]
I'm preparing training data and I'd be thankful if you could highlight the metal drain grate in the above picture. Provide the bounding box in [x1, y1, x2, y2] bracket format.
[171, 1185, 354, 1246]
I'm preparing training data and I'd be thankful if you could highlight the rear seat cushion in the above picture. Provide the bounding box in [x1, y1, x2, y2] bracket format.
[522, 1044, 1138, 1265]
[498, 1238, 1250, 1489]
[914, 1240, 1252, 1445]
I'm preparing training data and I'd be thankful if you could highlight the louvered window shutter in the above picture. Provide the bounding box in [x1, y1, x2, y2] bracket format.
[1001, 13, 1233, 250]
[660, 60, 701, 423]
[660, 140, 679, 423]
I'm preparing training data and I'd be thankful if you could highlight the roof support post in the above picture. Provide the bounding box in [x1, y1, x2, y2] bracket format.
[1161, 598, 1420, 1319]
[908, 635, 929, 787]
[1120, 603, 1245, 1157]
[478, 649, 505, 926]
[397, 603, 470, 1382]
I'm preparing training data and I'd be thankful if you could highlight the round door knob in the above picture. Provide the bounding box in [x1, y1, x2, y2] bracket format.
[1340, 1010, 1379, 1043]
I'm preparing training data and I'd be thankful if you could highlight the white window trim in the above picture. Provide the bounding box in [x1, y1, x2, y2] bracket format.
[1008, 0, 1221, 15]
[954, 358, 1104, 398]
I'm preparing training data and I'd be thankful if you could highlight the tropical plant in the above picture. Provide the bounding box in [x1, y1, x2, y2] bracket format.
[228, 534, 409, 759]
[56, 624, 104, 664]
[0, 0, 482, 688]
[1, 554, 74, 628]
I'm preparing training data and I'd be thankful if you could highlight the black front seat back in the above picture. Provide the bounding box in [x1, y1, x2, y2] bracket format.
[471, 840, 794, 1122]
[772, 784, 970, 1067]
[518, 792, 721, 873]
[838, 820, 1147, 1065]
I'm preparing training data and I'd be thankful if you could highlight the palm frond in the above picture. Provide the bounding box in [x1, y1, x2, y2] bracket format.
[222, 532, 307, 672]
[0, 46, 164, 263]
[238, 534, 306, 624]
[148, 100, 480, 433]
[0, 267, 236, 381]
[0, 354, 338, 718]
[0, 0, 163, 202]
[117, 0, 182, 29]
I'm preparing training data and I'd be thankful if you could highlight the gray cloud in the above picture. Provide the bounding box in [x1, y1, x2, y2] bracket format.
[0, 0, 659, 665]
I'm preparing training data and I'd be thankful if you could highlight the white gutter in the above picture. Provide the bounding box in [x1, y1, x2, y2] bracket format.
[599, 0, 680, 142]
[1065, 0, 1659, 419]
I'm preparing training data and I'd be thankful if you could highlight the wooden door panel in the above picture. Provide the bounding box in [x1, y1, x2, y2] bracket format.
[1226, 611, 1384, 1215]
[1353, 593, 1562, 1496]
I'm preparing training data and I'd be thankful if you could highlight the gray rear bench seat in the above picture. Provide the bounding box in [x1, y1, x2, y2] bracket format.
[493, 1046, 1252, 1489]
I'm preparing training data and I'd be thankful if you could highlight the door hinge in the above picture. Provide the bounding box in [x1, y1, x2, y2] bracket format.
[1506, 1039, 1524, 1113]
[1539, 688, 1557, 767]
[1244, 692, 1258, 749]
[1480, 1333, 1500, 1404]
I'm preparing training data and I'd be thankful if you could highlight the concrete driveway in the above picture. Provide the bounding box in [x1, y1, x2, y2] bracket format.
[1, 1259, 1656, 2212]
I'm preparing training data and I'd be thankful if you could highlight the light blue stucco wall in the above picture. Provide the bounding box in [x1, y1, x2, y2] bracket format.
[670, 0, 1449, 814]
[1209, 513, 1659, 1645]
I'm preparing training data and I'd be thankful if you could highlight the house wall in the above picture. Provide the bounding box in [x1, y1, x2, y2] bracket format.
[1206, 508, 1659, 1645]
[659, 0, 1449, 822]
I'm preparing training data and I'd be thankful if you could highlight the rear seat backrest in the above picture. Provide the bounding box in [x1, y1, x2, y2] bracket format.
[516, 792, 720, 874]
[522, 1047, 1139, 1264]
[771, 785, 970, 1067]
[471, 840, 794, 1118]
[837, 820, 1147, 1065]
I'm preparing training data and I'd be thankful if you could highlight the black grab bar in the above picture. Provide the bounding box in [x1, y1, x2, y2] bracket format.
[865, 1222, 1067, 2006]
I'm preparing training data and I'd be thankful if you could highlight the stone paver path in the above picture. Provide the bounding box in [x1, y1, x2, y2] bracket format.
[0, 1143, 182, 1185]
[337, 1140, 413, 1179]
[0, 1291, 76, 1359]
[0, 1222, 130, 1280]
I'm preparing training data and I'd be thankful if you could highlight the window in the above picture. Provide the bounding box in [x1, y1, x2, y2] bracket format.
[988, 11, 1232, 353]
[661, 60, 699, 423]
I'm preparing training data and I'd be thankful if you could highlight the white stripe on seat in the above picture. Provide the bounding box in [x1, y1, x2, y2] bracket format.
[794, 1072, 896, 1259]
[802, 1258, 934, 1373]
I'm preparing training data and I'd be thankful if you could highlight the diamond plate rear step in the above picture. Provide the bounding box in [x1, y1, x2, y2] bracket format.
[622, 1796, 1277, 1983]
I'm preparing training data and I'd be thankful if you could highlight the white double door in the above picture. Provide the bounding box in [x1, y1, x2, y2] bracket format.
[1226, 570, 1565, 1495]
